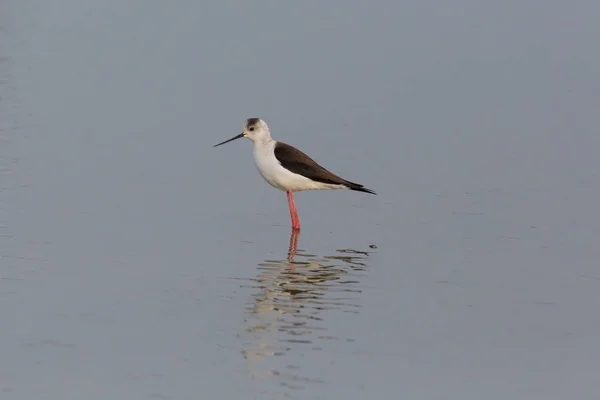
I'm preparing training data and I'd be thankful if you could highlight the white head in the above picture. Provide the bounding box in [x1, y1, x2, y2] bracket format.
[213, 118, 272, 148]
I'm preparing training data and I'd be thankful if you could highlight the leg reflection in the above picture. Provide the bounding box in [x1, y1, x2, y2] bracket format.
[287, 229, 300, 262]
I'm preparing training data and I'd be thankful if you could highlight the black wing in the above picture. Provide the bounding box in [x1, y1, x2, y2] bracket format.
[274, 142, 376, 194]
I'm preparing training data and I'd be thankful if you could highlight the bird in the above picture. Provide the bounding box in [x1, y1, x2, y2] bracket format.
[213, 118, 376, 230]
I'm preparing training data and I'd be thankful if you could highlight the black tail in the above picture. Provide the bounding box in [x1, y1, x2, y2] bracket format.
[345, 181, 377, 195]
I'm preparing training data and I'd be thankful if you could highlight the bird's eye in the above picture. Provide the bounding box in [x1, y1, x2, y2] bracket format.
[249, 127, 255, 131]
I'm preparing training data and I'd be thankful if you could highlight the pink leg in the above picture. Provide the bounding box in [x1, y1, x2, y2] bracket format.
[291, 192, 300, 230]
[286, 191, 300, 230]
[286, 191, 295, 228]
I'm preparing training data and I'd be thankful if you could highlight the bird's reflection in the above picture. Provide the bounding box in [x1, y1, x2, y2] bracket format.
[239, 229, 373, 393]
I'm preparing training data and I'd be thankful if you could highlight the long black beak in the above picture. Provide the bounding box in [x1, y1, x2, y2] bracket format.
[213, 133, 244, 147]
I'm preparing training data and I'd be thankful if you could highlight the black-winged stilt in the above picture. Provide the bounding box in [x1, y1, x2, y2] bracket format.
[214, 118, 376, 230]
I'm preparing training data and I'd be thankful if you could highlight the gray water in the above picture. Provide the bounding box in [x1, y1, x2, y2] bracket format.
[2, 1, 599, 399]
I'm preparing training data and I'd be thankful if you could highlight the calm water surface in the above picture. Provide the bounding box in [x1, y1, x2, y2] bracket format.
[1, 1, 599, 399]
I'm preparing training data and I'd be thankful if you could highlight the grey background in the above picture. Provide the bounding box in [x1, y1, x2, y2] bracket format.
[1, 0, 599, 399]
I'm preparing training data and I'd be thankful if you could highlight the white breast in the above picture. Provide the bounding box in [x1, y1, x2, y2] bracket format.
[252, 141, 346, 192]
